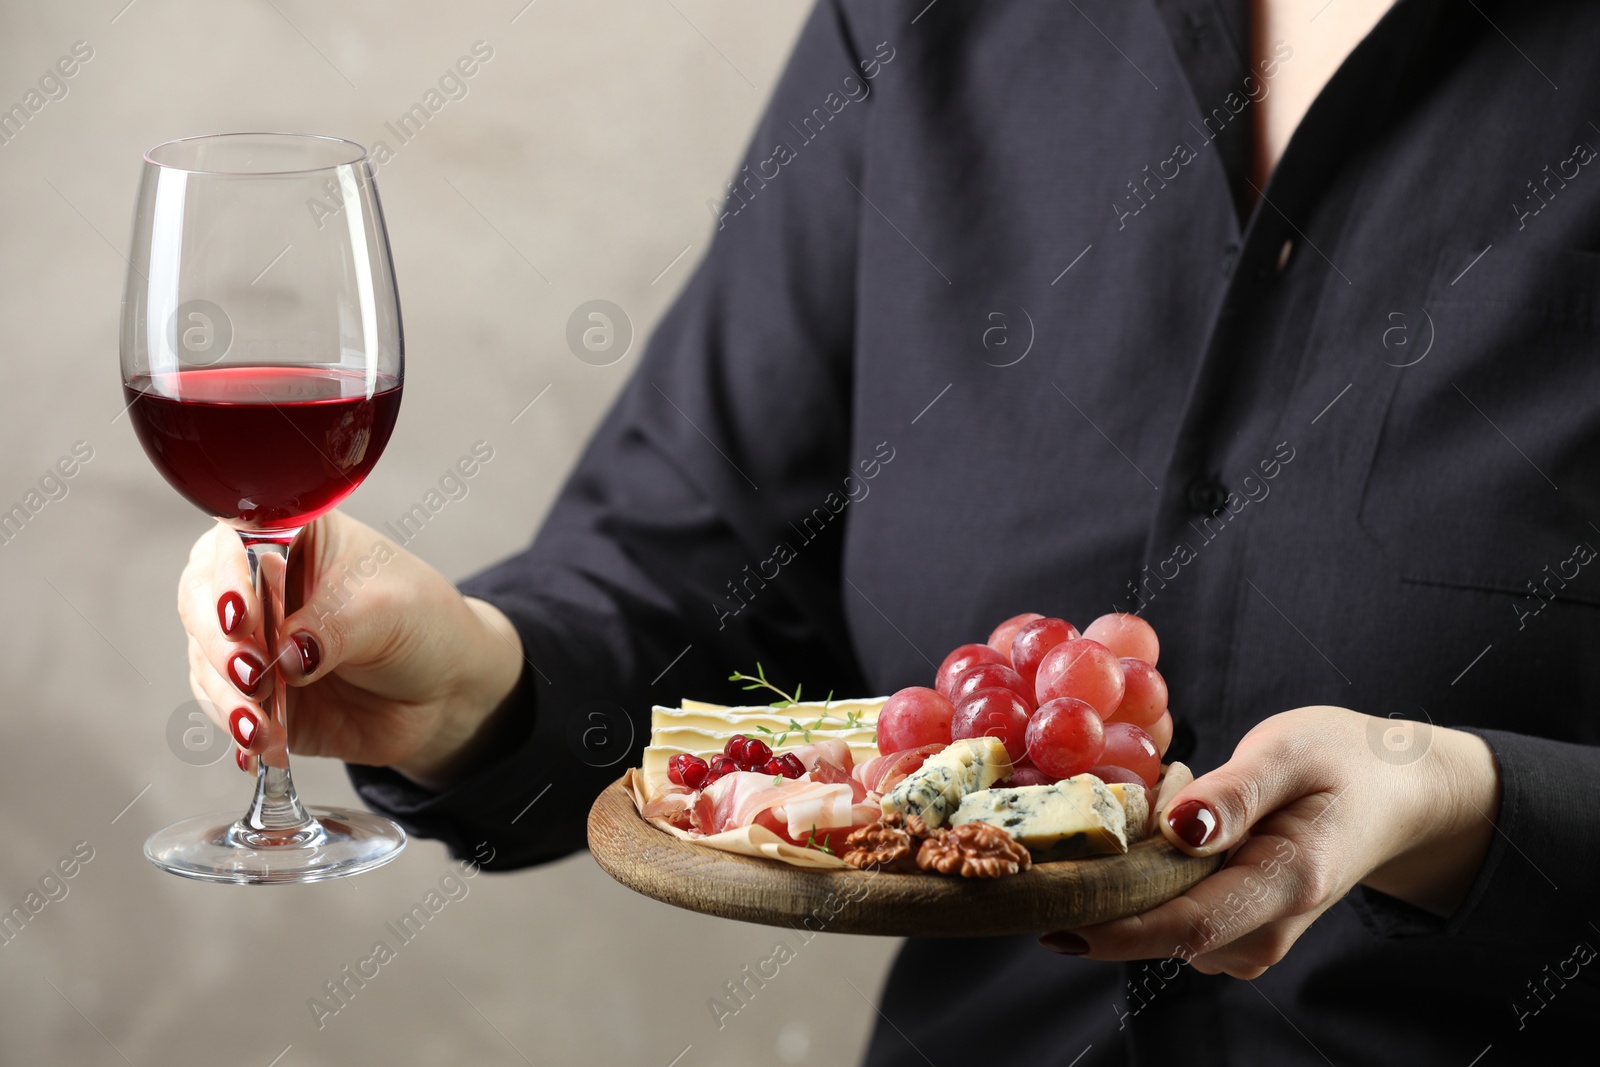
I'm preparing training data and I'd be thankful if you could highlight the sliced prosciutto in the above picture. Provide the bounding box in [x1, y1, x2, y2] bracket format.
[786, 738, 864, 801]
[787, 738, 853, 774]
[641, 788, 695, 830]
[690, 771, 855, 844]
[806, 753, 865, 802]
[854, 743, 943, 796]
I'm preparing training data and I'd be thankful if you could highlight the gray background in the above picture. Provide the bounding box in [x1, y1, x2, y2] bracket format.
[0, 2, 902, 1063]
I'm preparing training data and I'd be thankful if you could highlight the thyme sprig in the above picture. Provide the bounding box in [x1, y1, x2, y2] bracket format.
[805, 825, 835, 855]
[728, 662, 834, 711]
[729, 664, 860, 746]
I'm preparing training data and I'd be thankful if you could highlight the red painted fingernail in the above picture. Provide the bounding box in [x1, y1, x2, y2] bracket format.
[227, 651, 266, 695]
[217, 591, 246, 636]
[1039, 932, 1089, 955]
[236, 748, 252, 772]
[228, 707, 259, 748]
[1168, 799, 1219, 848]
[292, 631, 321, 675]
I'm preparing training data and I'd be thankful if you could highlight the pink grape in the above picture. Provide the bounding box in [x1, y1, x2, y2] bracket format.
[1082, 612, 1160, 665]
[1010, 617, 1080, 687]
[950, 661, 1034, 709]
[1002, 764, 1054, 787]
[1100, 722, 1161, 786]
[877, 686, 955, 754]
[1148, 710, 1174, 755]
[1086, 764, 1145, 787]
[1024, 697, 1105, 780]
[987, 612, 1044, 658]
[1034, 639, 1125, 720]
[935, 643, 1007, 698]
[951, 688, 1031, 762]
[1108, 658, 1167, 728]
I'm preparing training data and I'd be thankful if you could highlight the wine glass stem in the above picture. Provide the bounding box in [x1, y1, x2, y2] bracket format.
[239, 532, 313, 836]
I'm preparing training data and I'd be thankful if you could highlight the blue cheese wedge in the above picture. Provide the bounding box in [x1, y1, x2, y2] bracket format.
[949, 776, 1130, 859]
[880, 737, 1012, 828]
[1104, 782, 1149, 842]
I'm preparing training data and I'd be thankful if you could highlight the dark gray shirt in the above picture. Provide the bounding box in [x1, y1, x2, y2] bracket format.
[353, 1, 1600, 1061]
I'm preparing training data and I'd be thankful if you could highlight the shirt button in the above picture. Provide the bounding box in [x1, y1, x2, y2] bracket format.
[1186, 478, 1228, 515]
[1221, 241, 1239, 276]
[1276, 238, 1294, 271]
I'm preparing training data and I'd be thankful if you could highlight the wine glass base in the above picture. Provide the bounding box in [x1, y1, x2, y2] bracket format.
[144, 807, 406, 885]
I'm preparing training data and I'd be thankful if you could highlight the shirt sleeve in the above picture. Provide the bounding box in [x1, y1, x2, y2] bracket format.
[347, 0, 883, 869]
[1347, 727, 1600, 944]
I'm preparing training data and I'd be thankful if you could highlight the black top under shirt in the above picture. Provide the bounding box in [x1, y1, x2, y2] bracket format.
[350, 1, 1600, 1061]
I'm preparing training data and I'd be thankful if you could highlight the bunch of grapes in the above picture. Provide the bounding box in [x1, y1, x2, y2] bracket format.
[876, 612, 1172, 787]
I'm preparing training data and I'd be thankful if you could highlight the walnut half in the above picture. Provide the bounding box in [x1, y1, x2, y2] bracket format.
[915, 822, 1032, 878]
[842, 813, 918, 873]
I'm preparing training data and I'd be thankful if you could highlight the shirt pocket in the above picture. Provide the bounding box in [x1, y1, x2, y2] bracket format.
[1356, 244, 1600, 604]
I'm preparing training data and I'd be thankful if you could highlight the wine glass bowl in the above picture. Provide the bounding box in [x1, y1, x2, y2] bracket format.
[123, 364, 403, 532]
[122, 133, 407, 883]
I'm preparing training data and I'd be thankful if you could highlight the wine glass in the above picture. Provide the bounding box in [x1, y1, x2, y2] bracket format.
[122, 133, 407, 883]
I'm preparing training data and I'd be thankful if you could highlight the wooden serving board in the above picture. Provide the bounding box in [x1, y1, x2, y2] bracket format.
[587, 778, 1224, 938]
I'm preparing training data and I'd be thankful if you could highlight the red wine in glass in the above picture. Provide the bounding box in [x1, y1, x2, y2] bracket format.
[125, 365, 402, 532]
[124, 133, 408, 883]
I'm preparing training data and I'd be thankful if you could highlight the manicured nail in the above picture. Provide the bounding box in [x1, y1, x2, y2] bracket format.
[1168, 799, 1218, 848]
[227, 651, 266, 695]
[217, 591, 246, 636]
[1039, 932, 1089, 955]
[228, 707, 259, 748]
[291, 631, 321, 675]
[236, 748, 252, 773]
